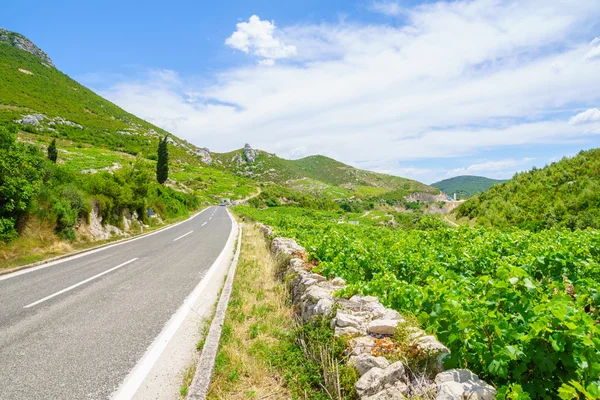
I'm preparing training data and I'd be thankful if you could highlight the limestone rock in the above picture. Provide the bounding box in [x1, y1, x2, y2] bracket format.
[355, 362, 406, 397]
[368, 319, 400, 336]
[309, 273, 327, 282]
[434, 369, 496, 400]
[244, 143, 259, 163]
[20, 114, 46, 126]
[331, 277, 346, 286]
[362, 381, 409, 400]
[313, 298, 334, 316]
[190, 147, 212, 164]
[258, 223, 274, 238]
[350, 354, 390, 376]
[355, 367, 384, 397]
[0, 28, 54, 66]
[349, 336, 377, 357]
[271, 237, 305, 257]
[335, 326, 362, 337]
[334, 310, 365, 330]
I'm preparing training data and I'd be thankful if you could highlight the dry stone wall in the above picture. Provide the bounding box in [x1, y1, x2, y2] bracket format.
[259, 223, 496, 400]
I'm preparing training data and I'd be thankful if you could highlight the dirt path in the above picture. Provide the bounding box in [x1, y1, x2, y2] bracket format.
[444, 216, 459, 227]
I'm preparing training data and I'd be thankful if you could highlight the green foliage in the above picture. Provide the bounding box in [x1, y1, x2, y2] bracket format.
[248, 184, 340, 211]
[47, 138, 57, 163]
[0, 125, 45, 240]
[457, 149, 600, 230]
[236, 206, 600, 398]
[213, 149, 438, 199]
[432, 175, 507, 199]
[156, 135, 169, 184]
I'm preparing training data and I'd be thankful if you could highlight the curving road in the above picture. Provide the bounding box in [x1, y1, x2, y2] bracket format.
[0, 206, 233, 399]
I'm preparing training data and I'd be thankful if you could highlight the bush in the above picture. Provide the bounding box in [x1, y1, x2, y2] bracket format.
[0, 125, 45, 241]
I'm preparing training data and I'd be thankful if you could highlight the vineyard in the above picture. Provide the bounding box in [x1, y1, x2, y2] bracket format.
[236, 206, 600, 399]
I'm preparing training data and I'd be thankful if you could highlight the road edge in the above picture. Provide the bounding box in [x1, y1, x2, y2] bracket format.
[112, 208, 239, 400]
[0, 207, 211, 278]
[186, 221, 243, 400]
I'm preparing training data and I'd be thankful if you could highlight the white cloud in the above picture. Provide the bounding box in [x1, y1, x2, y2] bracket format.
[370, 1, 403, 16]
[570, 108, 600, 124]
[100, 0, 600, 183]
[447, 158, 535, 177]
[585, 37, 600, 60]
[258, 59, 275, 67]
[225, 15, 296, 65]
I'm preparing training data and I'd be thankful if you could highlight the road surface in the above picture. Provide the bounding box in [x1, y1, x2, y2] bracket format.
[0, 206, 233, 399]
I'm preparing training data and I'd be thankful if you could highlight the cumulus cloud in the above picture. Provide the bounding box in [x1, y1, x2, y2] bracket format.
[447, 158, 535, 177]
[100, 0, 600, 183]
[370, 1, 403, 16]
[570, 108, 600, 124]
[585, 37, 600, 60]
[225, 15, 296, 65]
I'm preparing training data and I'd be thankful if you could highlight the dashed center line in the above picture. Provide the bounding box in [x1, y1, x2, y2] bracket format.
[173, 231, 193, 242]
[24, 258, 139, 309]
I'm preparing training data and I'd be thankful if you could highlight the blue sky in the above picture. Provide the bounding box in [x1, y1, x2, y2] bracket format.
[4, 0, 600, 183]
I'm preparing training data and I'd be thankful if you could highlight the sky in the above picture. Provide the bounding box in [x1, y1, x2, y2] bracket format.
[3, 0, 600, 184]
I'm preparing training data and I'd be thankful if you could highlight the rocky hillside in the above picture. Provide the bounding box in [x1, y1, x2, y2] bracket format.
[0, 28, 53, 66]
[0, 29, 210, 164]
[213, 144, 439, 200]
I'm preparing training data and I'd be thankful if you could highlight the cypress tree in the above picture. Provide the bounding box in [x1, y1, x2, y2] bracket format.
[47, 139, 58, 163]
[156, 135, 169, 184]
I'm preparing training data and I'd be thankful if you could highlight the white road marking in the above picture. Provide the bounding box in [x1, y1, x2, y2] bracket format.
[111, 210, 237, 400]
[201, 222, 207, 226]
[0, 207, 214, 282]
[173, 231, 193, 242]
[24, 258, 139, 308]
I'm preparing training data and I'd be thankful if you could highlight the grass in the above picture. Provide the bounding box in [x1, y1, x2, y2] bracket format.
[206, 223, 293, 399]
[207, 222, 361, 399]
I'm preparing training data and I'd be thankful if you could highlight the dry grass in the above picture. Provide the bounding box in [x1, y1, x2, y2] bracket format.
[0, 215, 74, 269]
[207, 223, 292, 400]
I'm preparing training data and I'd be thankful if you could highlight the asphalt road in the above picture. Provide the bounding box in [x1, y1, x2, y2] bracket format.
[0, 206, 232, 399]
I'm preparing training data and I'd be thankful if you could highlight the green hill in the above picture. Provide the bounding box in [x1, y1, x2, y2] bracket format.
[213, 146, 439, 200]
[456, 149, 600, 230]
[431, 175, 507, 199]
[0, 29, 257, 267]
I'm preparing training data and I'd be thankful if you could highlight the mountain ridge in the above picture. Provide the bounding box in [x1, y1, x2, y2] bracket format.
[431, 175, 507, 199]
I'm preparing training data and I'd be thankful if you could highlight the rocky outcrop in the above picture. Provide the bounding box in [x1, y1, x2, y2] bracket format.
[49, 116, 83, 129]
[262, 226, 496, 400]
[19, 114, 46, 126]
[435, 370, 496, 400]
[404, 192, 447, 203]
[190, 147, 212, 164]
[243, 143, 259, 163]
[0, 28, 54, 66]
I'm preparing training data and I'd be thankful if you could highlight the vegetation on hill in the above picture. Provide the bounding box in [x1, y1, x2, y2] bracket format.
[236, 205, 600, 399]
[431, 175, 507, 199]
[213, 149, 438, 200]
[0, 32, 259, 267]
[0, 125, 196, 242]
[456, 149, 600, 230]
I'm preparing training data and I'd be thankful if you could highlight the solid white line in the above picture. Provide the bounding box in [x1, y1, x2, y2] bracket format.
[173, 231, 193, 242]
[111, 210, 237, 400]
[24, 258, 139, 308]
[0, 207, 214, 282]
[201, 222, 207, 227]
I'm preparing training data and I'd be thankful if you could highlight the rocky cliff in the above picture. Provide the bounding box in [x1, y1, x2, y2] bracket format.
[0, 28, 54, 66]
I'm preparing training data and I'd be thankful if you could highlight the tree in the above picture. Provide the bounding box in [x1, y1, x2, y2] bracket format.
[156, 135, 169, 184]
[47, 139, 58, 163]
[0, 125, 44, 240]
